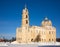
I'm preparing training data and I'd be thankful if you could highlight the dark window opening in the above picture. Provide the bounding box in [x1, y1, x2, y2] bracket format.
[52, 39, 53, 41]
[31, 39, 33, 41]
[49, 39, 51, 41]
[26, 20, 28, 24]
[26, 15, 28, 18]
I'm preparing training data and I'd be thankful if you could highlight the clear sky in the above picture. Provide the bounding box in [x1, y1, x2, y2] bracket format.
[0, 0, 60, 39]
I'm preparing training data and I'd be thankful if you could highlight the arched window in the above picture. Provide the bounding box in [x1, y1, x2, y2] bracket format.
[49, 39, 51, 41]
[31, 39, 33, 41]
[26, 15, 28, 18]
[26, 20, 28, 24]
[52, 39, 53, 41]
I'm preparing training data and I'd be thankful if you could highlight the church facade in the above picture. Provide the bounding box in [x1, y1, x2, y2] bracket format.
[16, 6, 56, 43]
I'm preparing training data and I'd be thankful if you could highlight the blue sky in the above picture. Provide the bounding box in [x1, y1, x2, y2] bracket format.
[0, 0, 60, 39]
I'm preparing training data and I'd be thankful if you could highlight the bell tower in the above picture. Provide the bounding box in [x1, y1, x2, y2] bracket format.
[22, 5, 29, 27]
[21, 5, 29, 43]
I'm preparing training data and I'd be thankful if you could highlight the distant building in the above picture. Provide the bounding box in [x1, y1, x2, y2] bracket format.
[0, 39, 4, 42]
[16, 5, 56, 43]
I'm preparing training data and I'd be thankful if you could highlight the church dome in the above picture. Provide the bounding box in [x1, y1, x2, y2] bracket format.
[41, 17, 52, 26]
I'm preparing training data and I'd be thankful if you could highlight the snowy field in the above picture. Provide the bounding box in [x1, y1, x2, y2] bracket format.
[0, 42, 60, 47]
[0, 42, 37, 47]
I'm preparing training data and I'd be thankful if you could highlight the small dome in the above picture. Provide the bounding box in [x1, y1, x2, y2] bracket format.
[41, 17, 52, 26]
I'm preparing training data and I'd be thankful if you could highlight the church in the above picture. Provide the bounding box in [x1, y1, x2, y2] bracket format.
[16, 5, 56, 43]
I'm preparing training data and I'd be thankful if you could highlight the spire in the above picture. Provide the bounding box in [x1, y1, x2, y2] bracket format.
[25, 4, 26, 8]
[25, 4, 27, 10]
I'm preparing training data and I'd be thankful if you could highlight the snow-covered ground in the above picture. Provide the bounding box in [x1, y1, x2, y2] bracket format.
[0, 42, 8, 46]
[11, 41, 60, 45]
[0, 41, 60, 47]
[0, 42, 37, 47]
